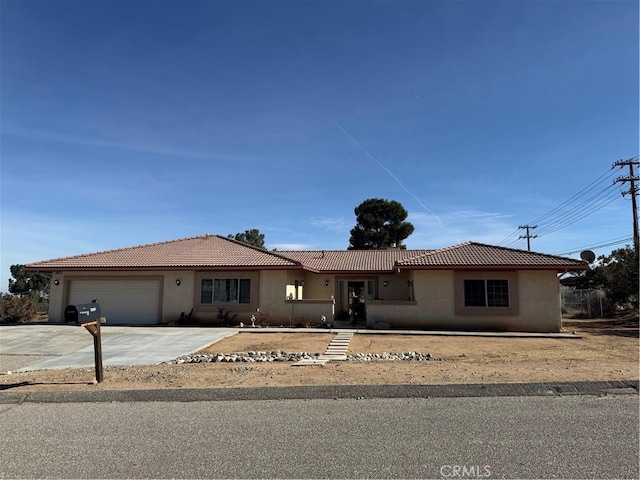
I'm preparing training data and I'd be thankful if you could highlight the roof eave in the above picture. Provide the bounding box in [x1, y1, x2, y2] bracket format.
[25, 265, 303, 272]
[397, 264, 588, 272]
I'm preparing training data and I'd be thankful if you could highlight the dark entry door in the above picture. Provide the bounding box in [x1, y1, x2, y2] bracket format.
[348, 281, 366, 323]
[338, 280, 372, 322]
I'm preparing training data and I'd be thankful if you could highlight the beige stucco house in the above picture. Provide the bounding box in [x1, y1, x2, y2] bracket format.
[25, 234, 587, 332]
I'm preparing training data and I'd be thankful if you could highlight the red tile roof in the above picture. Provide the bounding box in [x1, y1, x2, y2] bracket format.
[25, 236, 587, 272]
[279, 249, 432, 273]
[396, 242, 588, 271]
[26, 235, 301, 270]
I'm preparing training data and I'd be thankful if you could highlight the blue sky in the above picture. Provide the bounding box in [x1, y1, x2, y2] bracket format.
[1, 0, 638, 291]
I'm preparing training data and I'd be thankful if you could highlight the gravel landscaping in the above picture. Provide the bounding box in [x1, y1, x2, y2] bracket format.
[173, 351, 437, 364]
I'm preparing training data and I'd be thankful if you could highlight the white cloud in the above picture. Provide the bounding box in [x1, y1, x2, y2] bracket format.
[406, 209, 517, 248]
[308, 216, 351, 233]
[4, 125, 265, 163]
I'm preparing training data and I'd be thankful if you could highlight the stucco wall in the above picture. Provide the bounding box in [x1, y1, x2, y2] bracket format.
[258, 270, 290, 318]
[164, 271, 195, 323]
[516, 270, 562, 331]
[368, 269, 562, 332]
[255, 271, 336, 325]
[48, 273, 65, 323]
[376, 273, 413, 301]
[47, 268, 562, 332]
[299, 274, 336, 300]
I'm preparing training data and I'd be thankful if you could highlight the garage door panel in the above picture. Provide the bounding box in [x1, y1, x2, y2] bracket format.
[69, 279, 161, 325]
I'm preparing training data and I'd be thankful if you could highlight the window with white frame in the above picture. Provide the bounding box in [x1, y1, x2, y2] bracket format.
[464, 279, 509, 307]
[201, 278, 251, 304]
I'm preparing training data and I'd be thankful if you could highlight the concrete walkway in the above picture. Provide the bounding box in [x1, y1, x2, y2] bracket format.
[293, 331, 354, 366]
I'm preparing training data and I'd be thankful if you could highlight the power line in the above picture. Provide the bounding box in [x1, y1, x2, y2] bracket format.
[552, 236, 633, 256]
[497, 162, 633, 247]
[535, 188, 621, 236]
[527, 168, 619, 226]
[496, 230, 522, 247]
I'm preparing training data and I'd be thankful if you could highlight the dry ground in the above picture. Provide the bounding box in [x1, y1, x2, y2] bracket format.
[0, 315, 637, 393]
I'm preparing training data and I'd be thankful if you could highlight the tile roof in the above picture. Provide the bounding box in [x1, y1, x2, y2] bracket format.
[396, 242, 588, 271]
[25, 235, 301, 269]
[278, 249, 432, 273]
[25, 236, 587, 272]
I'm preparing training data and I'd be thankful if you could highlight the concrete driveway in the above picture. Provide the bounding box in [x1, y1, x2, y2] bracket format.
[0, 324, 237, 373]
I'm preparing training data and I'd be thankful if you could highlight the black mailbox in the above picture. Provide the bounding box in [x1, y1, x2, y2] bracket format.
[64, 303, 101, 324]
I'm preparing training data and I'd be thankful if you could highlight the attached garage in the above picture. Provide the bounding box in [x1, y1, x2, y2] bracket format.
[67, 278, 162, 325]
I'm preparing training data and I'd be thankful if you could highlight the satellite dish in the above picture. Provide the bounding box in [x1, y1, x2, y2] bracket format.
[580, 250, 596, 263]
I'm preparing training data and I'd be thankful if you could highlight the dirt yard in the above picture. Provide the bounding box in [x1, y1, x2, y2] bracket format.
[0, 315, 637, 393]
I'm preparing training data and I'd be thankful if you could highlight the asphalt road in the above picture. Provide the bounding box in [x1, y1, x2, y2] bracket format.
[0, 395, 637, 479]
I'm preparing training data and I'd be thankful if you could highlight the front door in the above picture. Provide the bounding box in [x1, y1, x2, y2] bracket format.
[337, 279, 375, 323]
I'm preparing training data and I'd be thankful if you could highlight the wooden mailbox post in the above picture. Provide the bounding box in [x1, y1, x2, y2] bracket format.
[64, 302, 106, 383]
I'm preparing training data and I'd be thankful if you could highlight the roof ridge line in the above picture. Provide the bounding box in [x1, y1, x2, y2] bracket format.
[467, 241, 587, 260]
[278, 249, 432, 252]
[219, 235, 303, 266]
[396, 242, 471, 265]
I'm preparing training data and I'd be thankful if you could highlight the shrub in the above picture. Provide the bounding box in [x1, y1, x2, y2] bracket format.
[0, 293, 38, 324]
[256, 309, 272, 326]
[217, 307, 237, 326]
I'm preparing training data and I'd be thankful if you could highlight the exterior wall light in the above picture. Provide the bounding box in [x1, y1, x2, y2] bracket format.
[176, 279, 181, 286]
[325, 280, 329, 287]
[383, 281, 388, 287]
[54, 279, 60, 286]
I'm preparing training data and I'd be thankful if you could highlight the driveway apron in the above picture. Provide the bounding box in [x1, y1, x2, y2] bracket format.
[0, 325, 237, 372]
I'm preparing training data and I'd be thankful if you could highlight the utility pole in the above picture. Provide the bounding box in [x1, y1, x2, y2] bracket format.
[518, 225, 537, 251]
[612, 158, 639, 260]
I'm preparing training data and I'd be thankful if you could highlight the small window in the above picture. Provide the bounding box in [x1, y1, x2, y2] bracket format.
[239, 279, 251, 304]
[214, 279, 238, 303]
[464, 280, 486, 307]
[464, 279, 509, 307]
[201, 278, 251, 304]
[201, 279, 213, 304]
[487, 279, 509, 307]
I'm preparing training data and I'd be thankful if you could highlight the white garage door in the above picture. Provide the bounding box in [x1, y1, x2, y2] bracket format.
[68, 279, 161, 325]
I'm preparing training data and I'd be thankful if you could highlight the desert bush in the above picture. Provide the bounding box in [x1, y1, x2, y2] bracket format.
[255, 309, 272, 326]
[0, 293, 38, 323]
[217, 307, 237, 326]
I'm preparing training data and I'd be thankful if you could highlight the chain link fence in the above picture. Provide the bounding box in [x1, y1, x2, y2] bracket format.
[561, 288, 606, 318]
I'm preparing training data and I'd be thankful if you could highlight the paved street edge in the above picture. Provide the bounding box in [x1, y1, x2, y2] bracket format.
[0, 380, 637, 404]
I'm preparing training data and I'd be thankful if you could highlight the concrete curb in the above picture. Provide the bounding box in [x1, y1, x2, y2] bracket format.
[0, 380, 636, 405]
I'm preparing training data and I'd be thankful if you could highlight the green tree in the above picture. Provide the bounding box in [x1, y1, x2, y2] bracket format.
[8, 265, 51, 299]
[348, 198, 414, 250]
[228, 229, 266, 248]
[576, 246, 639, 306]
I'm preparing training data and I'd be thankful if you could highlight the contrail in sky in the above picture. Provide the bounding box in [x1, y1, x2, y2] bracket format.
[330, 117, 443, 225]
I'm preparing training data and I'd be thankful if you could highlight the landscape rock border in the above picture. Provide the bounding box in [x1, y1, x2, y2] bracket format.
[172, 351, 438, 364]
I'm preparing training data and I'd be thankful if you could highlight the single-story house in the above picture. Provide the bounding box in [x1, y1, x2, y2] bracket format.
[25, 234, 587, 332]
